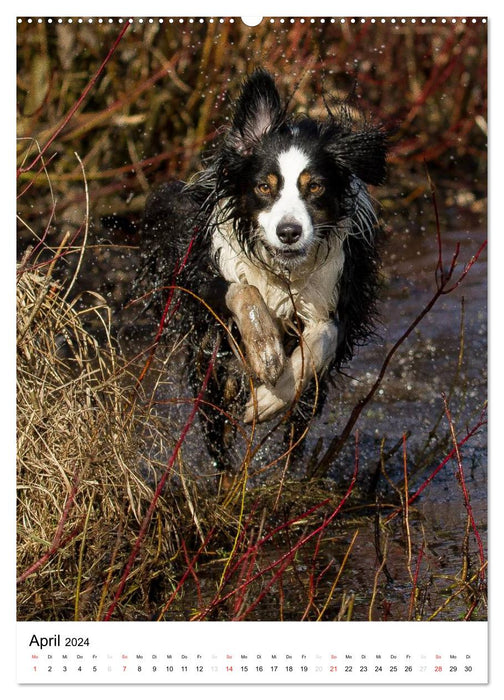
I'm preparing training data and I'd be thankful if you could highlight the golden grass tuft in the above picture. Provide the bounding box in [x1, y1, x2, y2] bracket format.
[16, 258, 179, 620]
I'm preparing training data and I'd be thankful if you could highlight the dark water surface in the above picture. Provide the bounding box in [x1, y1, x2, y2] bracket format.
[320, 225, 487, 620]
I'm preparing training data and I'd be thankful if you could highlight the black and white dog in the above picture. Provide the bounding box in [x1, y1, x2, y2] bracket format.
[138, 68, 387, 478]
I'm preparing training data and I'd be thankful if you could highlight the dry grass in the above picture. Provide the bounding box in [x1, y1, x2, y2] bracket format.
[16, 256, 154, 619]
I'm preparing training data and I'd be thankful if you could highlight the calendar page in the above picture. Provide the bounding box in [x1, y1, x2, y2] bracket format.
[14, 3, 489, 691]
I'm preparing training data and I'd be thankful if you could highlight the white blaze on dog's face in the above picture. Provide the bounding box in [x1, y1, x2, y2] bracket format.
[256, 146, 315, 263]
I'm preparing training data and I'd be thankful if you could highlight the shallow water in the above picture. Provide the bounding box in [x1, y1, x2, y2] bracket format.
[310, 225, 487, 620]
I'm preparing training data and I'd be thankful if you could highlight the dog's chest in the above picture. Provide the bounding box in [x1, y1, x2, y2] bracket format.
[212, 229, 345, 325]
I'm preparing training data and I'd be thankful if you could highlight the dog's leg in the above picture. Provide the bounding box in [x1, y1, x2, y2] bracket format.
[244, 320, 338, 423]
[226, 282, 285, 386]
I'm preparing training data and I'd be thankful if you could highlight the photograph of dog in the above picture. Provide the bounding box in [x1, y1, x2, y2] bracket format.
[139, 68, 387, 483]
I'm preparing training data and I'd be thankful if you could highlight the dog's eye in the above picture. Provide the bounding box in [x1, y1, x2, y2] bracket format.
[255, 182, 271, 196]
[308, 181, 324, 195]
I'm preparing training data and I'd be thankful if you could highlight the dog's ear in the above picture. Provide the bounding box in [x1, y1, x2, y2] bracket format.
[228, 69, 284, 155]
[327, 129, 388, 185]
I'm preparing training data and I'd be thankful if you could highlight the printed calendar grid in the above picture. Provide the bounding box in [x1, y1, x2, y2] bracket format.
[17, 621, 488, 684]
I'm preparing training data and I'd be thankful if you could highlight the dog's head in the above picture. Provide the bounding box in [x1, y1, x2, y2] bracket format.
[215, 68, 387, 268]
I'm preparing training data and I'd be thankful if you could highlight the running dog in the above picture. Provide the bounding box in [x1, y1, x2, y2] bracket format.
[137, 68, 387, 478]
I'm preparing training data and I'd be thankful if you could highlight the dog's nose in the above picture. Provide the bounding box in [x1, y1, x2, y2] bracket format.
[276, 221, 302, 245]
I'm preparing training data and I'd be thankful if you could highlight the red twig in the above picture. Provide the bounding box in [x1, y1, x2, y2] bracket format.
[135, 236, 196, 387]
[237, 449, 359, 620]
[232, 545, 259, 618]
[181, 539, 204, 610]
[235, 551, 295, 620]
[442, 394, 486, 580]
[301, 550, 334, 621]
[156, 529, 216, 620]
[17, 21, 131, 177]
[213, 497, 331, 596]
[17, 525, 84, 584]
[160, 502, 262, 619]
[16, 200, 58, 277]
[17, 468, 82, 584]
[408, 543, 425, 621]
[16, 150, 58, 198]
[18, 218, 86, 279]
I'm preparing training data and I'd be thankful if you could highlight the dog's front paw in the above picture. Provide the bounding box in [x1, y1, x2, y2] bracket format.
[244, 362, 298, 423]
[244, 384, 289, 424]
[245, 324, 285, 386]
